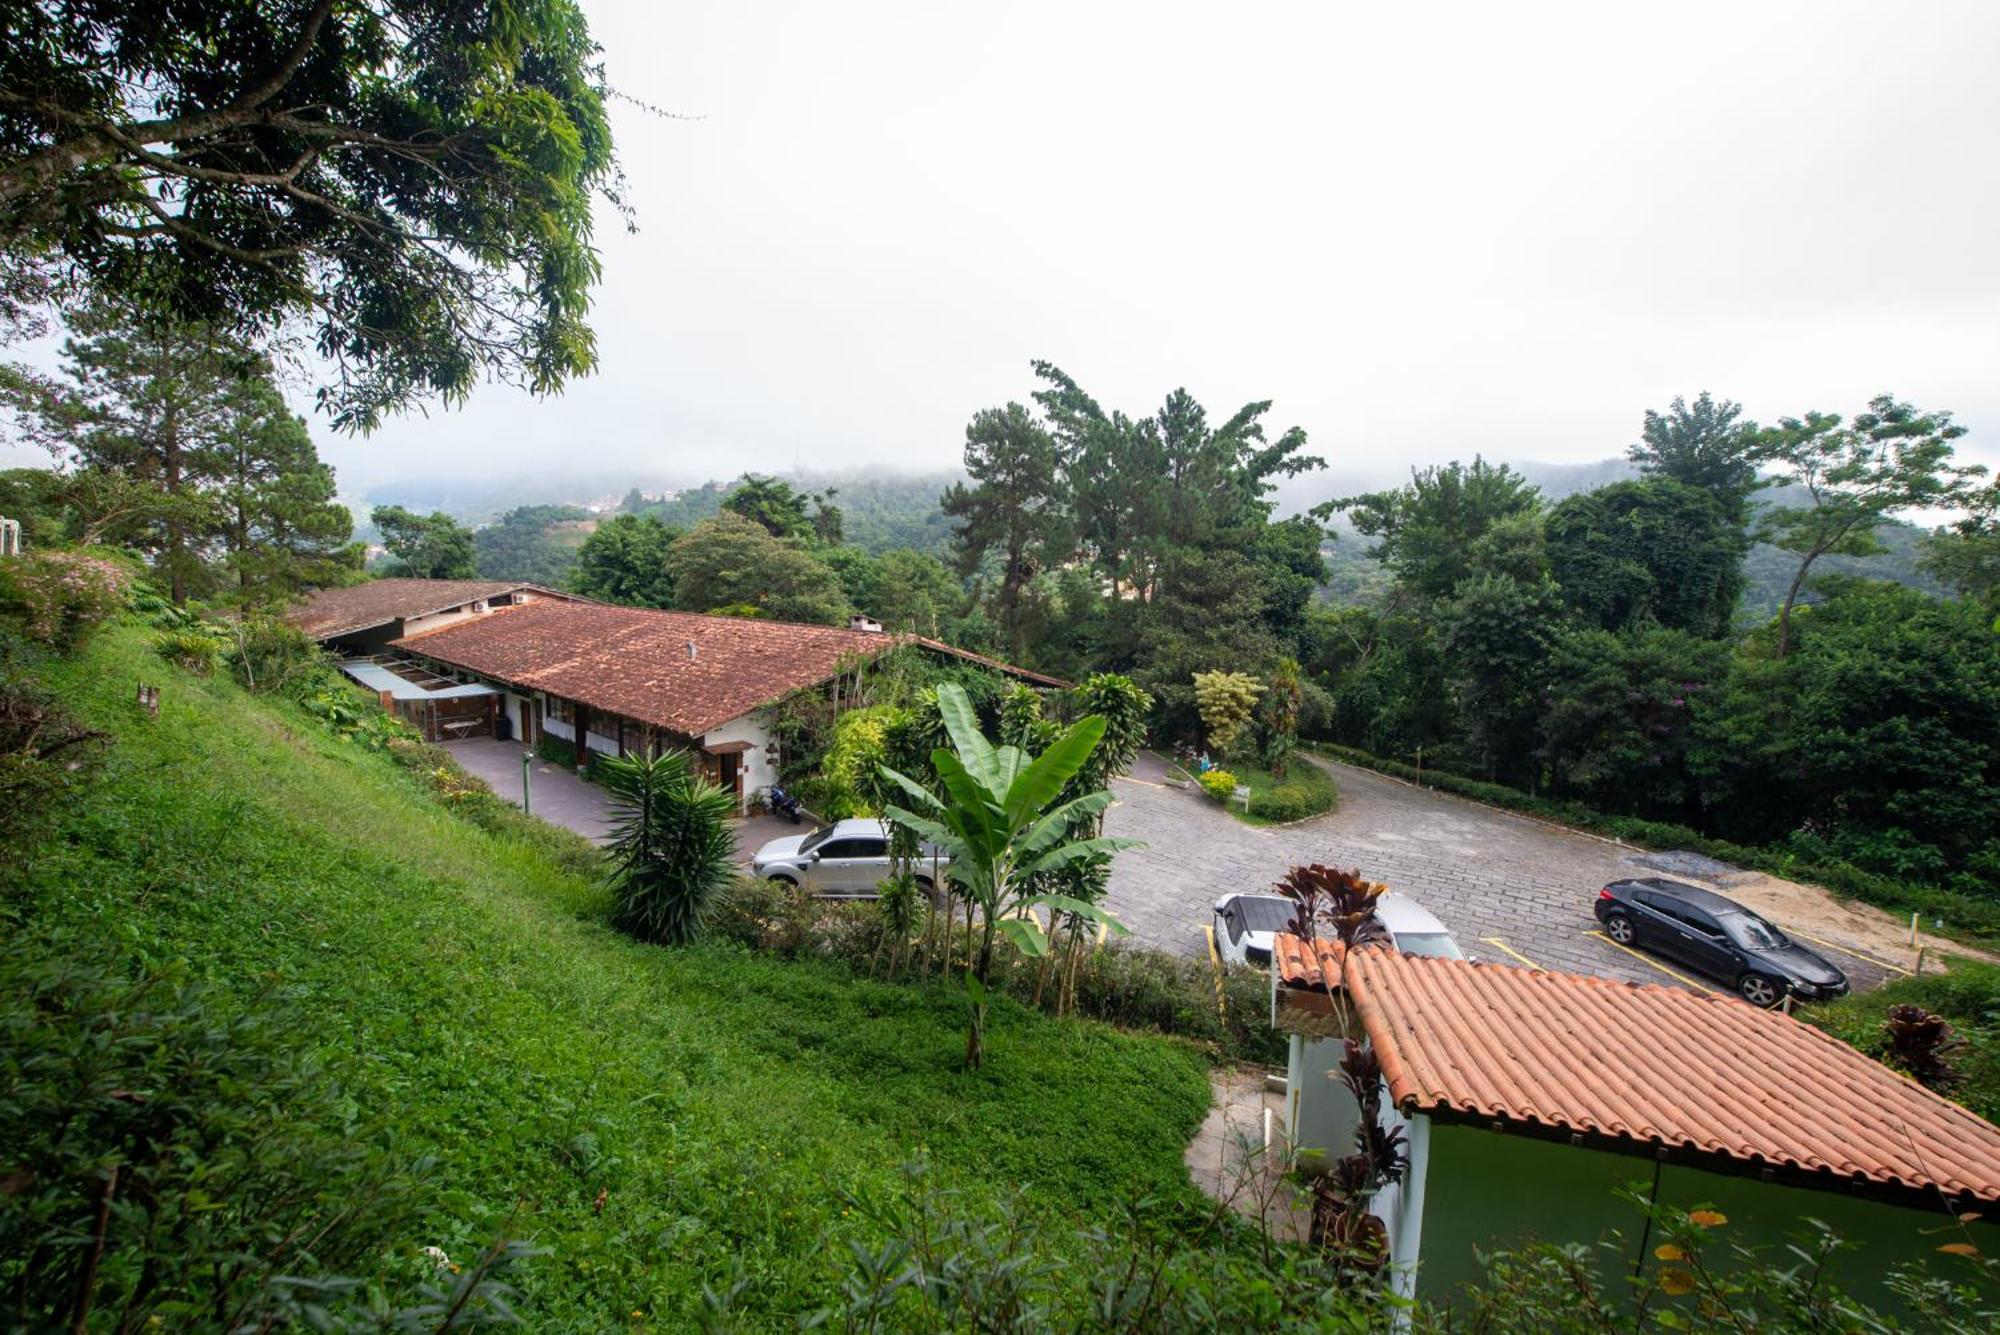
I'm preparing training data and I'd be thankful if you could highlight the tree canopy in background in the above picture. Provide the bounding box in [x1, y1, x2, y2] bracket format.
[0, 296, 357, 603]
[664, 513, 849, 625]
[370, 505, 475, 580]
[1753, 396, 1986, 656]
[472, 504, 591, 585]
[568, 512, 676, 607]
[0, 0, 620, 430]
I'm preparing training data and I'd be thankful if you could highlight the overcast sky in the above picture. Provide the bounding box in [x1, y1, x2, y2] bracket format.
[15, 1, 2000, 501]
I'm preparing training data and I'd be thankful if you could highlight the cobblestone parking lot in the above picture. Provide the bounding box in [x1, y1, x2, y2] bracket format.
[1102, 751, 1900, 994]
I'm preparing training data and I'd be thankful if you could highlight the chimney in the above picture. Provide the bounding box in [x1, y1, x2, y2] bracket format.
[848, 614, 884, 634]
[686, 640, 698, 659]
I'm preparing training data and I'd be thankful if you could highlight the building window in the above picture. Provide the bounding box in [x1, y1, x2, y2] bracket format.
[545, 696, 574, 725]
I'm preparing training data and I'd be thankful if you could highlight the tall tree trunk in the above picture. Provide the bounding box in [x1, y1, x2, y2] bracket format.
[1775, 549, 1820, 659]
[162, 403, 187, 605]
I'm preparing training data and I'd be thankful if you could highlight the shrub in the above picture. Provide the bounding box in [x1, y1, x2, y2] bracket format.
[152, 627, 226, 674]
[222, 615, 326, 695]
[599, 750, 738, 945]
[0, 675, 107, 852]
[0, 950, 532, 1330]
[299, 682, 414, 751]
[1198, 768, 1238, 802]
[0, 550, 129, 648]
[1251, 771, 1337, 824]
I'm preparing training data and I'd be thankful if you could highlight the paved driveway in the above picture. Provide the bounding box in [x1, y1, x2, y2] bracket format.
[1101, 751, 1894, 993]
[442, 737, 796, 862]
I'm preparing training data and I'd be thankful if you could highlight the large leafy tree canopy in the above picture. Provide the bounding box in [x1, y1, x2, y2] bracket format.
[1754, 395, 1986, 656]
[664, 513, 850, 625]
[0, 0, 620, 430]
[1628, 391, 1763, 520]
[370, 504, 475, 580]
[568, 512, 677, 607]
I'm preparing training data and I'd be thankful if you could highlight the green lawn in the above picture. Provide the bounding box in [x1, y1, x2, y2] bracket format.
[9, 624, 1215, 1329]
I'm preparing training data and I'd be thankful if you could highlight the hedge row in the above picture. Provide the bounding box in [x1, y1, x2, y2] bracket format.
[1306, 741, 2000, 945]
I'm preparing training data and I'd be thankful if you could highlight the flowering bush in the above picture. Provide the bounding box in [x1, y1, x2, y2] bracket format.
[0, 550, 131, 648]
[1197, 768, 1238, 802]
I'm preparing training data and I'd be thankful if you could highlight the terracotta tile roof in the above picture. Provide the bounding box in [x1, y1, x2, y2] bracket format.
[290, 579, 555, 639]
[1278, 937, 2000, 1206]
[1274, 933, 1345, 991]
[391, 598, 1058, 737]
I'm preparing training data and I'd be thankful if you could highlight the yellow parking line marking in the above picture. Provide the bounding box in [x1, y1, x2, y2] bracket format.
[1204, 923, 1228, 1019]
[1782, 929, 1913, 977]
[1586, 930, 1715, 993]
[1479, 937, 1544, 971]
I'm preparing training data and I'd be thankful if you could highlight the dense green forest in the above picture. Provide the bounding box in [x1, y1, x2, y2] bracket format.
[458, 382, 1999, 916]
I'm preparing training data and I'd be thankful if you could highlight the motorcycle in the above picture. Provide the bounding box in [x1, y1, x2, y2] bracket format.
[766, 784, 804, 824]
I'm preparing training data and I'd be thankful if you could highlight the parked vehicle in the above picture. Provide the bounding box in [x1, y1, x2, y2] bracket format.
[1371, 894, 1465, 960]
[1594, 878, 1848, 1006]
[751, 818, 947, 899]
[765, 783, 804, 823]
[1211, 891, 1463, 968]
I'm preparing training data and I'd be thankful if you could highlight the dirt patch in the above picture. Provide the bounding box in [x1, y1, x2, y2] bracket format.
[1656, 863, 1999, 976]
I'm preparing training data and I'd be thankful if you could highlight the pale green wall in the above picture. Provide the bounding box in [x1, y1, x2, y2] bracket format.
[1416, 1121, 1996, 1318]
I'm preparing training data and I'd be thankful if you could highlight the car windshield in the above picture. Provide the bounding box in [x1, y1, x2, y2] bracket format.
[1722, 915, 1788, 950]
[798, 825, 837, 854]
[1236, 898, 1295, 934]
[1396, 932, 1463, 960]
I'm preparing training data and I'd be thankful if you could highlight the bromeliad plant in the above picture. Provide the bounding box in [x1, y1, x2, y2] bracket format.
[880, 683, 1140, 1068]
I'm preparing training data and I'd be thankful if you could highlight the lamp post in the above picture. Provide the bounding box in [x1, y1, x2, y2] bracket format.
[522, 750, 534, 816]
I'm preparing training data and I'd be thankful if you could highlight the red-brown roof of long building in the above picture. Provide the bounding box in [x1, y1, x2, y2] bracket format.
[290, 578, 559, 639]
[1276, 935, 2000, 1206]
[391, 598, 1062, 736]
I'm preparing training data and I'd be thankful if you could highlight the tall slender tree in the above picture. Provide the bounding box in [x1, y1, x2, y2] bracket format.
[1754, 396, 1985, 657]
[941, 403, 1066, 657]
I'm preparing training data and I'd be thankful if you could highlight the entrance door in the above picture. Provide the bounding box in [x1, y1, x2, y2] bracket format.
[717, 752, 741, 807]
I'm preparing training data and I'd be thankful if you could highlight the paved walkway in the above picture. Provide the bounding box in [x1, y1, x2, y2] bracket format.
[442, 737, 795, 862]
[1101, 751, 1894, 993]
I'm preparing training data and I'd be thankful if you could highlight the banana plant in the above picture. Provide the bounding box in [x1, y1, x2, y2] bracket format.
[880, 682, 1141, 1068]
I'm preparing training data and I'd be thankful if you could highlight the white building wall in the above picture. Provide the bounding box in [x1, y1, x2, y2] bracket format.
[401, 602, 493, 636]
[543, 716, 574, 742]
[703, 710, 778, 813]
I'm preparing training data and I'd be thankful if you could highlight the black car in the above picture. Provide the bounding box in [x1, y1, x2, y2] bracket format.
[1593, 878, 1848, 1007]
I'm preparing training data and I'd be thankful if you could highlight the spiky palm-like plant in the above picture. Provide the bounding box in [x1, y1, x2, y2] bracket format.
[599, 751, 738, 946]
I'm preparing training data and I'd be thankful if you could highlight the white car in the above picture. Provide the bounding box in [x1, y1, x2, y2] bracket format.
[750, 818, 948, 899]
[1211, 891, 1463, 968]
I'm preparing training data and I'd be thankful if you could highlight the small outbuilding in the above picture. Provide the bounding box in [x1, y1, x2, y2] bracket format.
[1270, 935, 2000, 1315]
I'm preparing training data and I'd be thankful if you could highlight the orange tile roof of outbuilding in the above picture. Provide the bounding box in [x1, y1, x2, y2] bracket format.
[1276, 936, 2000, 1207]
[392, 598, 1061, 737]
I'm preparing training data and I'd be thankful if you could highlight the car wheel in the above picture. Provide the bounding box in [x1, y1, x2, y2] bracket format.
[914, 875, 943, 908]
[765, 874, 799, 890]
[1604, 912, 1636, 945]
[1738, 974, 1783, 1008]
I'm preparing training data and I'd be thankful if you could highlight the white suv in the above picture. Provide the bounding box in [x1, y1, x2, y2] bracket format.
[750, 818, 948, 899]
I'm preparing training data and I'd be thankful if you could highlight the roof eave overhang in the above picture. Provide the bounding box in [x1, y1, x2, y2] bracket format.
[1414, 1099, 2000, 1220]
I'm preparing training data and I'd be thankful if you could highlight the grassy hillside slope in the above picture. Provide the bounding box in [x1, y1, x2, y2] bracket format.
[10, 623, 1212, 1327]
